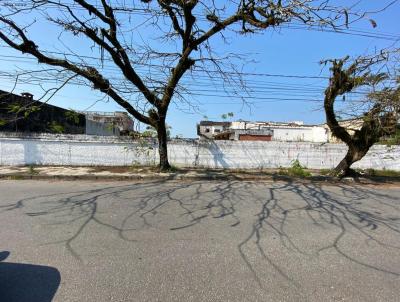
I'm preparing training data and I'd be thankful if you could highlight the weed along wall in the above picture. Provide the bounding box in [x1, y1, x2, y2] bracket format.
[0, 133, 399, 171]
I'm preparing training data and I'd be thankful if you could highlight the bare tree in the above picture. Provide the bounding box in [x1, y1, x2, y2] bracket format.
[0, 1, 368, 170]
[323, 52, 399, 178]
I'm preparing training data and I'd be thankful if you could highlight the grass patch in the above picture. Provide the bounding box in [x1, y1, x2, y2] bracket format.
[8, 175, 25, 180]
[318, 169, 332, 176]
[276, 160, 312, 178]
[362, 169, 400, 178]
[28, 165, 39, 175]
[288, 160, 312, 177]
[277, 166, 289, 176]
[161, 165, 179, 173]
[379, 127, 400, 146]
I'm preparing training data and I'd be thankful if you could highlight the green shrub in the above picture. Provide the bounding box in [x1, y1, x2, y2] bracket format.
[277, 166, 288, 176]
[167, 165, 178, 173]
[64, 110, 81, 124]
[275, 160, 311, 178]
[28, 165, 38, 175]
[319, 169, 331, 176]
[49, 121, 65, 134]
[364, 169, 400, 177]
[287, 160, 311, 178]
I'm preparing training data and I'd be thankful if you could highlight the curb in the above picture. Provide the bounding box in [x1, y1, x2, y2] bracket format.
[0, 173, 271, 182]
[0, 173, 398, 185]
[0, 172, 336, 183]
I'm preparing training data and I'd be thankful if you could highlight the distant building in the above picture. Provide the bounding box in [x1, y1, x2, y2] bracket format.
[198, 120, 328, 143]
[82, 111, 134, 136]
[0, 90, 85, 134]
[0, 90, 134, 136]
[214, 128, 274, 141]
[197, 121, 231, 139]
[322, 118, 364, 143]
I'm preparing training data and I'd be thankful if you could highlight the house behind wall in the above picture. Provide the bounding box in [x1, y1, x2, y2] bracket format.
[198, 120, 328, 143]
[197, 121, 231, 139]
[0, 90, 86, 134]
[0, 90, 134, 137]
[83, 111, 134, 136]
[322, 119, 364, 143]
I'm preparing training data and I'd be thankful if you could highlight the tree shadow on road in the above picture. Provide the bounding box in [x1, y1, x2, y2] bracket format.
[236, 179, 400, 285]
[2, 179, 400, 287]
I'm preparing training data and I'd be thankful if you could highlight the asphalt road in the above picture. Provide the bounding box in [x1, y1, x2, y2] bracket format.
[0, 179, 399, 302]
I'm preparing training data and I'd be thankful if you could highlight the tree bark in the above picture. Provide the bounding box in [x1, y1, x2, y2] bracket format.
[332, 144, 369, 178]
[156, 118, 171, 171]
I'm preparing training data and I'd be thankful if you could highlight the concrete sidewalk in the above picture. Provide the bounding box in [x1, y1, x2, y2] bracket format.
[0, 165, 279, 181]
[1, 165, 400, 185]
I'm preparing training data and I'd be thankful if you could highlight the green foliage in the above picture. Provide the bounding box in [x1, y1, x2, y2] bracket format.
[278, 160, 312, 178]
[141, 125, 171, 139]
[318, 169, 332, 176]
[289, 160, 312, 177]
[124, 136, 156, 167]
[8, 175, 24, 180]
[49, 121, 65, 133]
[363, 168, 400, 178]
[167, 165, 178, 173]
[105, 122, 116, 132]
[0, 119, 6, 126]
[28, 165, 38, 175]
[221, 112, 234, 120]
[7, 104, 22, 113]
[29, 105, 40, 113]
[277, 166, 288, 176]
[7, 104, 40, 118]
[379, 127, 400, 146]
[142, 126, 157, 138]
[65, 110, 80, 124]
[24, 106, 40, 118]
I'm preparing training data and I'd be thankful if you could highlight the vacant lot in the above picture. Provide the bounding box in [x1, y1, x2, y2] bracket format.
[0, 180, 399, 302]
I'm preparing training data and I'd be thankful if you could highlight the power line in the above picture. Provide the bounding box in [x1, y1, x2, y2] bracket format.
[0, 46, 330, 80]
[0, 54, 372, 100]
[4, 1, 400, 41]
[0, 73, 368, 106]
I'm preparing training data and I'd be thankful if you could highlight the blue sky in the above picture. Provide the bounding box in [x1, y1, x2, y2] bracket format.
[0, 1, 399, 137]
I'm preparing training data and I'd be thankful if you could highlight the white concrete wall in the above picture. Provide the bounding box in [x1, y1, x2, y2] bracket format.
[273, 127, 308, 142]
[312, 127, 329, 143]
[0, 134, 399, 170]
[270, 127, 327, 143]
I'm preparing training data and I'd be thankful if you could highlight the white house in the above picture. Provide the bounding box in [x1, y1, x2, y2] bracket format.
[198, 120, 329, 143]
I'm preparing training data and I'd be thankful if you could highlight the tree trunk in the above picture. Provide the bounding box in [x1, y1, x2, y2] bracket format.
[332, 144, 369, 178]
[156, 119, 171, 171]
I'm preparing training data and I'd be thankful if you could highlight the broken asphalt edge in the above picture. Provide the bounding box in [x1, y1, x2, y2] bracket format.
[1, 171, 399, 186]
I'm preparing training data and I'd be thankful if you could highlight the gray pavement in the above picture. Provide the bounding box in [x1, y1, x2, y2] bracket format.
[0, 179, 399, 302]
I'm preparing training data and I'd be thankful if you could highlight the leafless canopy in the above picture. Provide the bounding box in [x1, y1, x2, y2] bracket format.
[0, 0, 371, 169]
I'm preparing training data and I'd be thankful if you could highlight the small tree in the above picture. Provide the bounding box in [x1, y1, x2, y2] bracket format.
[323, 54, 399, 177]
[0, 1, 368, 170]
[142, 124, 171, 139]
[221, 112, 234, 121]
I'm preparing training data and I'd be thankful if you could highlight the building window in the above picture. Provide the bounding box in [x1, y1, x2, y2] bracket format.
[214, 129, 221, 133]
[205, 128, 210, 133]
